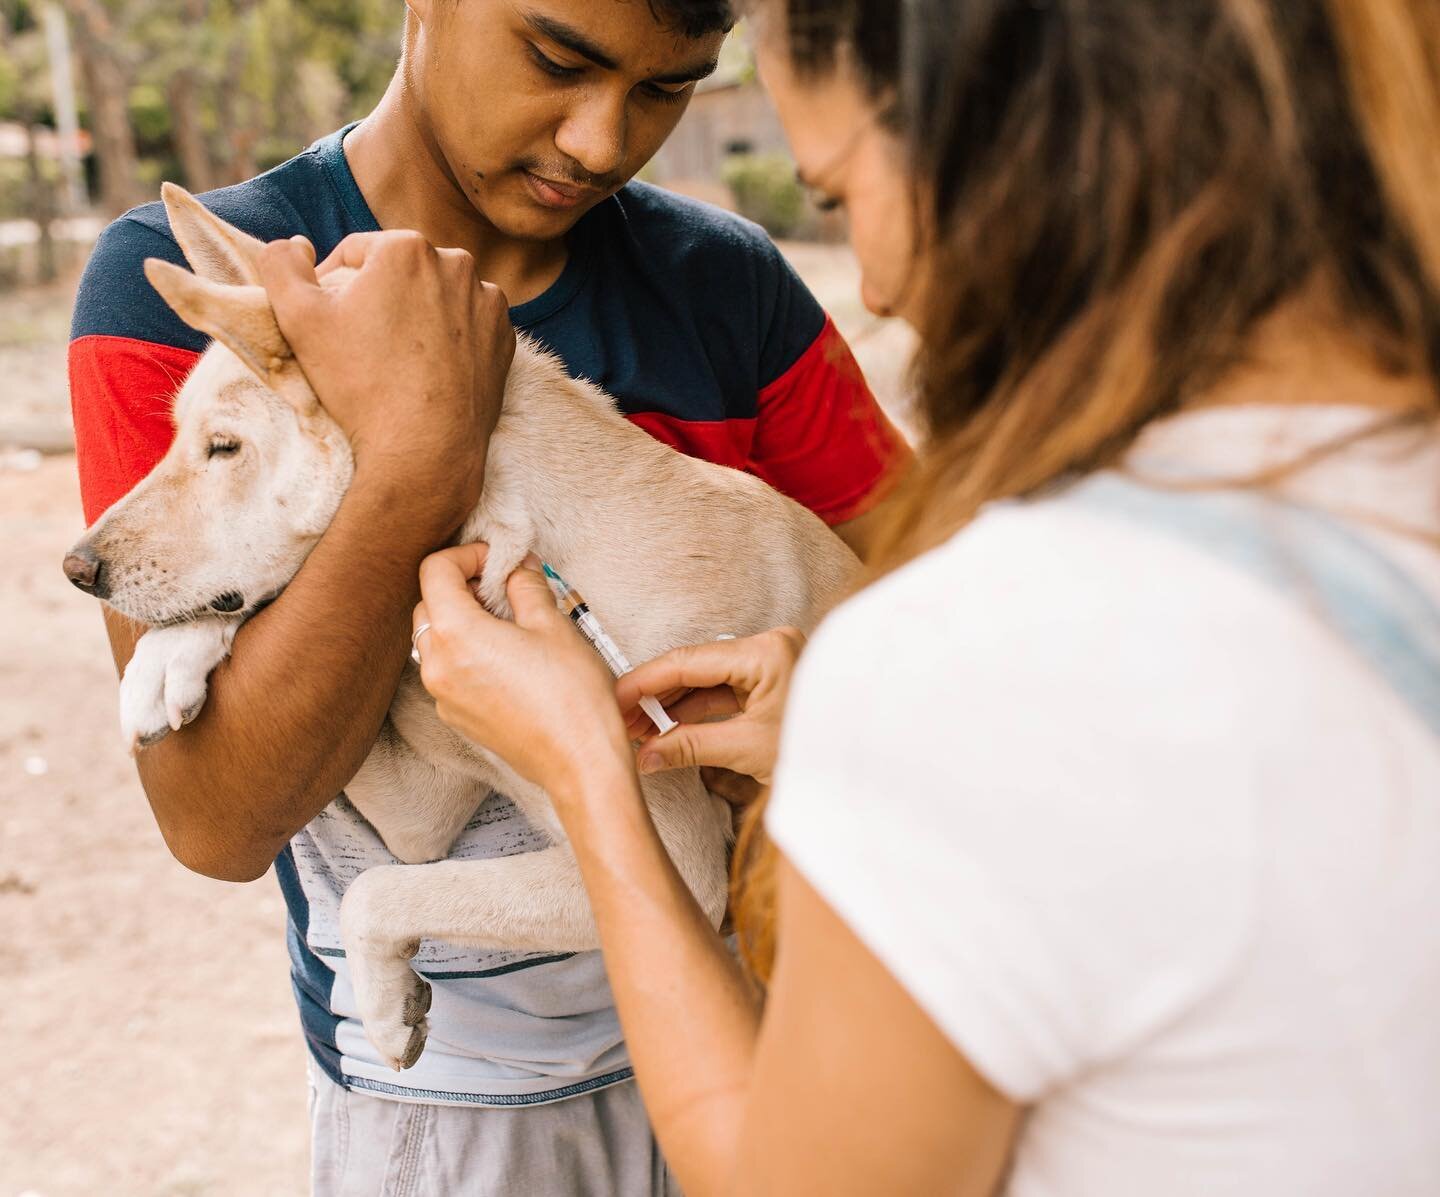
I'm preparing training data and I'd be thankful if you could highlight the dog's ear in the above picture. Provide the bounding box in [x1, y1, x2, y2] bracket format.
[144, 258, 305, 395]
[160, 182, 266, 287]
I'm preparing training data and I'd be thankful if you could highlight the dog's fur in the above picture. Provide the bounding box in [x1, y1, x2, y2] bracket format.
[67, 185, 858, 1069]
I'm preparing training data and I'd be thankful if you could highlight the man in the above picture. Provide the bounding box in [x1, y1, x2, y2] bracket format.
[69, 0, 908, 1190]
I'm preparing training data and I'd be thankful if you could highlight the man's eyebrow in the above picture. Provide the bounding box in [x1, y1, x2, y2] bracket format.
[523, 11, 719, 86]
[523, 13, 621, 70]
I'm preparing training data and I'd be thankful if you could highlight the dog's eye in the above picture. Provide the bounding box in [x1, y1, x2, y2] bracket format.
[208, 439, 240, 460]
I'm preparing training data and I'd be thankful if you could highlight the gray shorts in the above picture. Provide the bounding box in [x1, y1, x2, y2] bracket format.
[308, 1065, 683, 1196]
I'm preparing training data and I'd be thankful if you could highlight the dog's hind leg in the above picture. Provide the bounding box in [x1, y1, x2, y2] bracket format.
[340, 844, 591, 1069]
[344, 720, 489, 864]
[338, 770, 729, 1070]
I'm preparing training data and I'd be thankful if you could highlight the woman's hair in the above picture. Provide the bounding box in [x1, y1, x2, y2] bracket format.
[732, 0, 1440, 983]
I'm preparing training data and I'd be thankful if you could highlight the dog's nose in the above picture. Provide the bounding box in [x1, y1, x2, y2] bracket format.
[63, 547, 108, 598]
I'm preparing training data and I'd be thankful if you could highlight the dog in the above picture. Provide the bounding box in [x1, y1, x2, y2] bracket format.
[63, 184, 858, 1070]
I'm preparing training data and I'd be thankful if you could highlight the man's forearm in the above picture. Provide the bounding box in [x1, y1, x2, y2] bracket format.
[108, 474, 462, 881]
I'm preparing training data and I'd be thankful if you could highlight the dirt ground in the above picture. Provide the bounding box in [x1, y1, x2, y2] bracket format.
[0, 245, 913, 1197]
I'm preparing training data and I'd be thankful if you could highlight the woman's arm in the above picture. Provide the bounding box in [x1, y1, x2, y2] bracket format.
[558, 765, 1020, 1197]
[560, 760, 762, 1188]
[413, 548, 1019, 1195]
[413, 548, 765, 1187]
[738, 857, 1019, 1195]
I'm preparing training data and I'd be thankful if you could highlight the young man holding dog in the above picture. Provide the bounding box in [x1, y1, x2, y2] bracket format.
[68, 0, 907, 1190]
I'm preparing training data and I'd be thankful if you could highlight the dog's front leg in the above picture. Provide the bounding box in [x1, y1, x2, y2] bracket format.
[340, 847, 594, 1070]
[119, 619, 237, 751]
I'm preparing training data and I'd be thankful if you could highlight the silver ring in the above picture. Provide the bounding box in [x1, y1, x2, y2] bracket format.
[410, 622, 432, 665]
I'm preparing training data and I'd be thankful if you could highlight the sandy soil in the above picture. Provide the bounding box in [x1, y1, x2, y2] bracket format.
[0, 454, 310, 1197]
[0, 243, 913, 1197]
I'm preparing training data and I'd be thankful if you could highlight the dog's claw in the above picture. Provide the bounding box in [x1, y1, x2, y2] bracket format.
[396, 1023, 428, 1071]
[137, 724, 172, 750]
[169, 696, 206, 731]
[402, 979, 433, 1024]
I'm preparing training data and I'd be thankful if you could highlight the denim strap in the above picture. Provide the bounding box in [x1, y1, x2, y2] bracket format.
[1066, 473, 1440, 738]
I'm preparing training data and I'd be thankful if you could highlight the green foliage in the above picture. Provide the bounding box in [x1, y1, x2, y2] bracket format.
[0, 0, 402, 201]
[721, 152, 805, 238]
[0, 49, 17, 115]
[0, 156, 31, 219]
[128, 83, 170, 144]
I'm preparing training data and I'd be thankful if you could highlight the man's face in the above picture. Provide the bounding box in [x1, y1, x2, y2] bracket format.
[409, 0, 726, 239]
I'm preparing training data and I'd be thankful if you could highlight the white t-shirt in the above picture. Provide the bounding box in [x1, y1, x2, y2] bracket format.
[767, 405, 1440, 1196]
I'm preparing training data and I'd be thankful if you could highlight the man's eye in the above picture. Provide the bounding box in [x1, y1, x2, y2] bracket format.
[641, 83, 690, 105]
[208, 440, 240, 459]
[529, 45, 581, 79]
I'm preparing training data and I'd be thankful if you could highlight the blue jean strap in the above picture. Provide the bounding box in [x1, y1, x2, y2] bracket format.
[1064, 472, 1440, 739]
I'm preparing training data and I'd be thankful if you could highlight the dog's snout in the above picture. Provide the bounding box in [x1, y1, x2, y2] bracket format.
[63, 547, 108, 598]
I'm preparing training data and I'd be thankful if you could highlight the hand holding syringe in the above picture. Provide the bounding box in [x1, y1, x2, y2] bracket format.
[540, 563, 678, 736]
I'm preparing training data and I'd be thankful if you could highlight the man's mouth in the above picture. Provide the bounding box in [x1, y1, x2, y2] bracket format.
[521, 169, 602, 211]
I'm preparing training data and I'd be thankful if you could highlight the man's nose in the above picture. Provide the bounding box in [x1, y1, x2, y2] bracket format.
[63, 545, 109, 598]
[555, 96, 627, 180]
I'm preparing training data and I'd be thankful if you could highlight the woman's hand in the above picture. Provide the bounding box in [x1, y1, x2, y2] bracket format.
[412, 546, 633, 802]
[615, 628, 806, 791]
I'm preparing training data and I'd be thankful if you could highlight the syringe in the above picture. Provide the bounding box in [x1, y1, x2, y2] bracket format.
[540, 563, 678, 736]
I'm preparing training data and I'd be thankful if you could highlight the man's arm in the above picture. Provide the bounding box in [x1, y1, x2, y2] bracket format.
[831, 476, 911, 558]
[746, 309, 913, 553]
[88, 232, 511, 882]
[104, 473, 460, 880]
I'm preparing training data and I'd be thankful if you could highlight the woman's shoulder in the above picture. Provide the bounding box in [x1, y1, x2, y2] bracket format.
[810, 476, 1299, 682]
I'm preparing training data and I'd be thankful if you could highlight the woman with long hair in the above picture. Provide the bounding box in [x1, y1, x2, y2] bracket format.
[410, 1, 1440, 1191]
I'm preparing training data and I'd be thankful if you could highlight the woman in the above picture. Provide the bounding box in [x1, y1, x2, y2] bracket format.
[410, 1, 1440, 1192]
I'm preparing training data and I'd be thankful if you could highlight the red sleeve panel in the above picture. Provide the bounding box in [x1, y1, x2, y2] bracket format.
[69, 334, 198, 526]
[745, 317, 911, 526]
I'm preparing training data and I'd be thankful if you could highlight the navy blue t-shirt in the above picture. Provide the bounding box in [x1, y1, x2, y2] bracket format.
[69, 124, 906, 1105]
[73, 125, 904, 526]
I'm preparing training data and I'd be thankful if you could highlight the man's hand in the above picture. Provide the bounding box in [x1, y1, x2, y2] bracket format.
[256, 231, 515, 527]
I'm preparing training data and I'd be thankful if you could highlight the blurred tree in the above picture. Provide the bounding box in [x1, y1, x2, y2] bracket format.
[0, 2, 61, 277]
[166, 0, 217, 192]
[0, 0, 401, 222]
[58, 0, 140, 214]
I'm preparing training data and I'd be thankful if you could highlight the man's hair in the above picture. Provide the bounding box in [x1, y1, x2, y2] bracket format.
[647, 0, 733, 39]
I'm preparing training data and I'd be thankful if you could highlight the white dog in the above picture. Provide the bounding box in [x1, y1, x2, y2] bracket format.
[66, 185, 857, 1068]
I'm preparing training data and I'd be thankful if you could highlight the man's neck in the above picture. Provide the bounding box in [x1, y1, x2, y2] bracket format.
[342, 76, 570, 306]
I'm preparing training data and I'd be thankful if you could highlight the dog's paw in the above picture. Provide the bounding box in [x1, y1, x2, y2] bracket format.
[353, 953, 432, 1071]
[340, 868, 431, 1071]
[119, 621, 236, 752]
